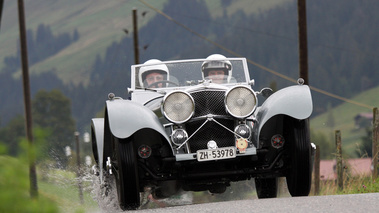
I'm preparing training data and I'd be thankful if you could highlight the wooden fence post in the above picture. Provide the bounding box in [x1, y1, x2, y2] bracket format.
[314, 145, 320, 195]
[75, 132, 84, 204]
[335, 130, 343, 192]
[373, 108, 379, 179]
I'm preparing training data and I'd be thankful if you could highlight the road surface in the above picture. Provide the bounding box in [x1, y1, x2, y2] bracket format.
[126, 193, 378, 213]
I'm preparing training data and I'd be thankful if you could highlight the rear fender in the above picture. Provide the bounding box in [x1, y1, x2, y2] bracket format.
[253, 85, 312, 144]
[91, 118, 104, 182]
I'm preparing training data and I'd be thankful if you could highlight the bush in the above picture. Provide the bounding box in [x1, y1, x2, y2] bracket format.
[0, 154, 59, 212]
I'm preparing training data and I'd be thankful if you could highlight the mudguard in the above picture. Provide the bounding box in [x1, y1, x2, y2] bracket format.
[105, 99, 170, 141]
[254, 85, 313, 141]
[91, 118, 104, 182]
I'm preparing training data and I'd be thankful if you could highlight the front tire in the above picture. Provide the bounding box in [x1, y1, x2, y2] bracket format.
[255, 177, 278, 198]
[113, 138, 140, 210]
[285, 119, 311, 196]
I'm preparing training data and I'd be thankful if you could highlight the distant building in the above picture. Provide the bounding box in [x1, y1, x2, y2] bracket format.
[319, 158, 373, 181]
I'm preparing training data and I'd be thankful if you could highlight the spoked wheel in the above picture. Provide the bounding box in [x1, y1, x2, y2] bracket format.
[255, 177, 278, 198]
[112, 138, 140, 210]
[285, 119, 311, 196]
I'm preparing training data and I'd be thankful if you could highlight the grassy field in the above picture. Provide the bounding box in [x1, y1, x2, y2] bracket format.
[310, 85, 379, 157]
[38, 170, 99, 213]
[1, 0, 294, 85]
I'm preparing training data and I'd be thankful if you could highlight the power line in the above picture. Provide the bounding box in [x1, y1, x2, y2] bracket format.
[138, 0, 374, 110]
[149, 4, 378, 58]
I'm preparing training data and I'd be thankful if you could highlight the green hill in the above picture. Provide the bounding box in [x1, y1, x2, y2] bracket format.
[310, 85, 379, 157]
[0, 0, 292, 85]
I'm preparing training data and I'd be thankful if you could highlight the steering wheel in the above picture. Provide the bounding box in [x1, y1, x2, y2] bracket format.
[147, 80, 179, 88]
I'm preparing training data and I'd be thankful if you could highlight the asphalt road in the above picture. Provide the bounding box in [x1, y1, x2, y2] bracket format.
[128, 193, 379, 213]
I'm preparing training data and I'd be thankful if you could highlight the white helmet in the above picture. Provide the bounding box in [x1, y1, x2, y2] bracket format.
[138, 59, 169, 87]
[201, 54, 232, 83]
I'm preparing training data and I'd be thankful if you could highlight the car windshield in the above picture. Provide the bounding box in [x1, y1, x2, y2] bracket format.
[131, 58, 250, 90]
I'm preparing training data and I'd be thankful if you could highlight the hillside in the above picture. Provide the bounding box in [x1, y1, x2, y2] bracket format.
[1, 0, 155, 85]
[0, 0, 291, 85]
[0, 0, 378, 159]
[310, 85, 379, 157]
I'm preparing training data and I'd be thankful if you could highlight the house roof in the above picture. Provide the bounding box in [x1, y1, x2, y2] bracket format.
[319, 158, 372, 180]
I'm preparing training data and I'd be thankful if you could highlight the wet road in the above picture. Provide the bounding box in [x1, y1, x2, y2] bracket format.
[128, 193, 378, 213]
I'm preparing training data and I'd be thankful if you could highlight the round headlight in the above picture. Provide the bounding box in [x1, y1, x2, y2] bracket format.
[162, 91, 194, 124]
[225, 86, 257, 118]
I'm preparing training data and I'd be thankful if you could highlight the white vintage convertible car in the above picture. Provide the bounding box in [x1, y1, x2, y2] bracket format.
[91, 55, 314, 210]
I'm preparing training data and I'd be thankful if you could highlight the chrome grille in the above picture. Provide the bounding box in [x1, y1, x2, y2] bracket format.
[190, 90, 227, 117]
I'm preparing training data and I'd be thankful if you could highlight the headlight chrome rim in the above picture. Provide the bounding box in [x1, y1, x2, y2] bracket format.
[162, 91, 195, 124]
[225, 86, 257, 119]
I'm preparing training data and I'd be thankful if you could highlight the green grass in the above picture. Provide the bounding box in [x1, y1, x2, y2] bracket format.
[1, 0, 293, 85]
[39, 179, 99, 213]
[314, 176, 379, 196]
[0, 155, 60, 212]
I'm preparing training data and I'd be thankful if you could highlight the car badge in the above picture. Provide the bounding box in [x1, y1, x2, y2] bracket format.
[236, 138, 248, 153]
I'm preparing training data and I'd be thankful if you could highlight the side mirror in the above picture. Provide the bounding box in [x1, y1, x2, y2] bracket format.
[259, 88, 274, 98]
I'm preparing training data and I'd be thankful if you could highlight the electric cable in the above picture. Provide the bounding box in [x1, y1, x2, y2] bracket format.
[138, 0, 374, 110]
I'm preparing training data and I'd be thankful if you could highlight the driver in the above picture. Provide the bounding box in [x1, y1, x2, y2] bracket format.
[139, 59, 169, 88]
[201, 54, 232, 84]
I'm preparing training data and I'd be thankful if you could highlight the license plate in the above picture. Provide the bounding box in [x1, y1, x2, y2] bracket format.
[196, 147, 236, 162]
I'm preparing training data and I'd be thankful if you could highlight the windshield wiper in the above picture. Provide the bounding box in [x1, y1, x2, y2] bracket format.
[135, 87, 166, 95]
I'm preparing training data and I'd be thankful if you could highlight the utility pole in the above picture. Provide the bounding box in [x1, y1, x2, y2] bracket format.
[0, 0, 4, 29]
[297, 0, 309, 85]
[133, 8, 140, 64]
[17, 0, 38, 198]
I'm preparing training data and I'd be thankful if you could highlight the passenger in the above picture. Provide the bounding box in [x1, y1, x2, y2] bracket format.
[139, 59, 169, 88]
[201, 54, 233, 84]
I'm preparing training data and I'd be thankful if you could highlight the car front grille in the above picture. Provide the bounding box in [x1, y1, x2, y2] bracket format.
[185, 118, 235, 152]
[179, 90, 235, 153]
[190, 90, 228, 117]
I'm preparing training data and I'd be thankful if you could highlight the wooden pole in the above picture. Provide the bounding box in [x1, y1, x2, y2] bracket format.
[335, 130, 343, 191]
[0, 0, 4, 29]
[372, 107, 379, 179]
[133, 8, 140, 65]
[297, 0, 309, 85]
[75, 132, 84, 204]
[314, 145, 320, 195]
[18, 0, 38, 198]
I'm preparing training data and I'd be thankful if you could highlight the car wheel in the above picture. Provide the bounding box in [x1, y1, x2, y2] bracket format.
[255, 177, 278, 198]
[285, 119, 311, 196]
[113, 138, 140, 210]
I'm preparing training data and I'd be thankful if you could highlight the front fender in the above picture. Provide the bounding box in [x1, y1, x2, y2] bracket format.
[106, 99, 170, 141]
[254, 85, 313, 140]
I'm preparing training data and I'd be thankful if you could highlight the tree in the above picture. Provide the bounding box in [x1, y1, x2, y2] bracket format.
[0, 115, 25, 156]
[326, 102, 335, 128]
[311, 130, 334, 159]
[355, 127, 372, 158]
[32, 89, 76, 167]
